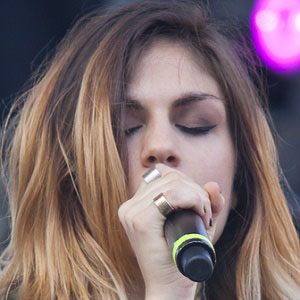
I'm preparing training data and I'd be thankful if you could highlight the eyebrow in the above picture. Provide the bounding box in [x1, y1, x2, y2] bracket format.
[124, 92, 222, 111]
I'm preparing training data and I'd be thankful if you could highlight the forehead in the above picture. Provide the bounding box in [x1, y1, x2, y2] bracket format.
[126, 39, 222, 108]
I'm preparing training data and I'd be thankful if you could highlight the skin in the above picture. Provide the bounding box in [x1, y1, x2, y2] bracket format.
[118, 39, 236, 300]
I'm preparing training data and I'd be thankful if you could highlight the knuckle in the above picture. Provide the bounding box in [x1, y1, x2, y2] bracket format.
[164, 189, 200, 209]
[118, 199, 134, 226]
[164, 188, 176, 202]
[193, 191, 202, 203]
[163, 189, 180, 208]
[155, 163, 168, 174]
[188, 191, 201, 206]
[123, 211, 135, 231]
[165, 170, 181, 181]
[131, 214, 147, 233]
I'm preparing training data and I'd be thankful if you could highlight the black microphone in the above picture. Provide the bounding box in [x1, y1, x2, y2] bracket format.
[164, 209, 216, 282]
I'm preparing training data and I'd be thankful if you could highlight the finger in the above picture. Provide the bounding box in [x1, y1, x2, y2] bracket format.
[135, 163, 172, 195]
[203, 182, 225, 221]
[140, 166, 208, 202]
[179, 180, 212, 228]
[138, 163, 197, 190]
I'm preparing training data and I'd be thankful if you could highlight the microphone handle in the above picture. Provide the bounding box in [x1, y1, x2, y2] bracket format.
[164, 209, 216, 282]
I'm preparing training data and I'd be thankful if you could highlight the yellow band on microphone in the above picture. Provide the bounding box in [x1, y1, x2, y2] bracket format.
[172, 233, 215, 263]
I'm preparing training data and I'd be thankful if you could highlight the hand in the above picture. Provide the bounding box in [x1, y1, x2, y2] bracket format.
[118, 164, 225, 299]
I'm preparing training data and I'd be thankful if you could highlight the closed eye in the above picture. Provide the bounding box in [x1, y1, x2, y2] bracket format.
[124, 125, 143, 136]
[124, 124, 216, 136]
[175, 124, 217, 135]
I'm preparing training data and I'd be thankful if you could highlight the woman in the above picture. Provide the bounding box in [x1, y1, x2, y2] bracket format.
[0, 0, 299, 299]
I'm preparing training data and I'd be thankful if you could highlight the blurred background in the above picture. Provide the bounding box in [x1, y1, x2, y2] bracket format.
[0, 0, 299, 253]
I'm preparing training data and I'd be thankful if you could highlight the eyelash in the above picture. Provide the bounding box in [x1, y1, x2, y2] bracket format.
[124, 124, 217, 136]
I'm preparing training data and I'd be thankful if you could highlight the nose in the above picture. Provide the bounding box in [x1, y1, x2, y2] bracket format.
[141, 121, 181, 168]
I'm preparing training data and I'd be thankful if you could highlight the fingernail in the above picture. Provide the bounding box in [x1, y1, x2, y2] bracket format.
[209, 218, 213, 227]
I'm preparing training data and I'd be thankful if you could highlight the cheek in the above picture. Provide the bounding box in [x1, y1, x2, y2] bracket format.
[188, 137, 235, 192]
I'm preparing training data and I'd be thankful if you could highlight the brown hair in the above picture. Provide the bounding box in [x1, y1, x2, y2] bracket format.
[1, 0, 299, 299]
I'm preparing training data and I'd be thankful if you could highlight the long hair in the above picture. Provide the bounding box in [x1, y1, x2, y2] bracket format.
[1, 0, 299, 299]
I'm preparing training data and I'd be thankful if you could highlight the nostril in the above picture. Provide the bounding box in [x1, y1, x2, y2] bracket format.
[167, 156, 176, 163]
[148, 156, 156, 163]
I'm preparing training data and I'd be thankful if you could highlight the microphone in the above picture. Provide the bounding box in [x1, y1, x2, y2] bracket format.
[164, 209, 216, 282]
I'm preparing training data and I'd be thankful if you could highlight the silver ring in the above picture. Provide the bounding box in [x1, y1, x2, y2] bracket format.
[143, 167, 161, 184]
[153, 192, 175, 217]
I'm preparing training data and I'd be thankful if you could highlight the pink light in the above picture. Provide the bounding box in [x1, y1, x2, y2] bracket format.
[255, 10, 278, 32]
[295, 13, 300, 31]
[250, 0, 300, 74]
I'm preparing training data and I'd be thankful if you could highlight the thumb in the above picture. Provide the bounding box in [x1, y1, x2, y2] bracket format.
[203, 182, 225, 216]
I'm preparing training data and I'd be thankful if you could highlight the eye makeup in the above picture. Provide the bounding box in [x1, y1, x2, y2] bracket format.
[123, 97, 225, 137]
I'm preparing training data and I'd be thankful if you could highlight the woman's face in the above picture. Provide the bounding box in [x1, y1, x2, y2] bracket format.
[124, 39, 236, 243]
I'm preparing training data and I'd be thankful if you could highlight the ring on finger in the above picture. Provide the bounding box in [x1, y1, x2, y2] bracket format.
[153, 192, 175, 217]
[143, 167, 161, 184]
